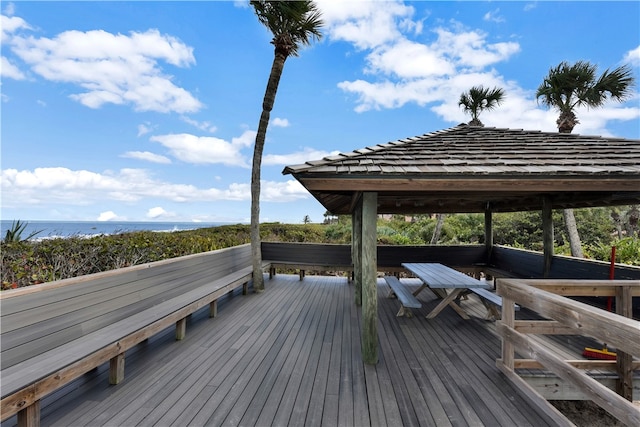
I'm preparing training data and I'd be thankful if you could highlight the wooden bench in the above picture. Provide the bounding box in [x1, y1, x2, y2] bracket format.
[384, 276, 422, 317]
[467, 286, 520, 321]
[0, 244, 269, 427]
[262, 242, 352, 281]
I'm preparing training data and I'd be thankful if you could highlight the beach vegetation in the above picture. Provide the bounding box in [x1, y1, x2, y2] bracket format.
[1, 209, 638, 290]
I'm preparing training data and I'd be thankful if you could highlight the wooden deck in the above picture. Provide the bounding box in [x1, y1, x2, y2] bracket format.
[6, 274, 563, 427]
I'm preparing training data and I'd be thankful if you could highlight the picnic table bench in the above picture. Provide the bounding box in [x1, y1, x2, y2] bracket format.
[1, 244, 269, 427]
[384, 276, 422, 317]
[402, 263, 519, 320]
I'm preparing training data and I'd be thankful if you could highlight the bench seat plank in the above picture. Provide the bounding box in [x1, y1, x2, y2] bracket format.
[468, 287, 520, 320]
[1, 266, 255, 419]
[384, 276, 421, 317]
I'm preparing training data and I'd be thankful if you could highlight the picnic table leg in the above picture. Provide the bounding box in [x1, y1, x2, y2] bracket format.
[411, 283, 429, 297]
[425, 288, 470, 320]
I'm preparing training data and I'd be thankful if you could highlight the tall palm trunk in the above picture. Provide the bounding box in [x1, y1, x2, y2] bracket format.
[563, 208, 583, 258]
[558, 126, 584, 258]
[251, 51, 287, 292]
[431, 214, 445, 244]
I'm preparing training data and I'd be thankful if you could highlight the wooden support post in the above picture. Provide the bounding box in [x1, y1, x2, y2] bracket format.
[209, 299, 218, 318]
[500, 289, 516, 371]
[176, 318, 187, 340]
[484, 205, 493, 262]
[352, 197, 363, 306]
[361, 192, 378, 365]
[615, 285, 633, 401]
[17, 400, 40, 427]
[542, 196, 553, 278]
[109, 353, 125, 385]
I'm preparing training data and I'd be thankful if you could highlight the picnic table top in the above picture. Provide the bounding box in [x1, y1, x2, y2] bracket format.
[402, 263, 492, 290]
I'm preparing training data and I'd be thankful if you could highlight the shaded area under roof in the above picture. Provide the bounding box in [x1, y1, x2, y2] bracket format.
[283, 125, 640, 214]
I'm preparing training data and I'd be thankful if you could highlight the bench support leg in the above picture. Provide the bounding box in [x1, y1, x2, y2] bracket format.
[109, 353, 125, 385]
[17, 400, 40, 427]
[243, 281, 248, 295]
[269, 267, 275, 279]
[481, 300, 500, 321]
[396, 305, 414, 318]
[176, 318, 187, 340]
[299, 270, 305, 280]
[209, 300, 218, 318]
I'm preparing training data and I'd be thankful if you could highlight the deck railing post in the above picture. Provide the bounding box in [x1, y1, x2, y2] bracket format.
[615, 285, 633, 401]
[499, 279, 515, 371]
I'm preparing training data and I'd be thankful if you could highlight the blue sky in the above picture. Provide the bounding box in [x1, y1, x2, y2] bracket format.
[2, 1, 639, 224]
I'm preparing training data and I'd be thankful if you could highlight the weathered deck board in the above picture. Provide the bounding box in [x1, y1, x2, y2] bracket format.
[7, 274, 563, 427]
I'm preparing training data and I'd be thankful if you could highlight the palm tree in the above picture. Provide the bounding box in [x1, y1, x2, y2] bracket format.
[536, 61, 635, 257]
[536, 61, 634, 133]
[458, 85, 505, 126]
[447, 86, 505, 244]
[250, 1, 323, 292]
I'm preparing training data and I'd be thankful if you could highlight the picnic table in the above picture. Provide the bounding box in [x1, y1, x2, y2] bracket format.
[401, 263, 493, 319]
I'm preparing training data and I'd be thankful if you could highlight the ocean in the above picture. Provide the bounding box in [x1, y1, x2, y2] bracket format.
[0, 220, 233, 241]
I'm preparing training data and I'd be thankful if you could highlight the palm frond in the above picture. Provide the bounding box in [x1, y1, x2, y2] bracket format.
[251, 0, 323, 57]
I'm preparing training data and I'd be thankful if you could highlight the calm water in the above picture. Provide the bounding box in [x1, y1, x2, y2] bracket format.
[0, 220, 232, 240]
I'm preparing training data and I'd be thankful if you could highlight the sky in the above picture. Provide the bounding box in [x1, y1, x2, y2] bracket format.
[1, 1, 639, 224]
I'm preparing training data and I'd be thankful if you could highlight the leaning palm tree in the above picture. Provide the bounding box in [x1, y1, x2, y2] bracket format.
[536, 61, 635, 257]
[250, 1, 323, 292]
[458, 85, 505, 127]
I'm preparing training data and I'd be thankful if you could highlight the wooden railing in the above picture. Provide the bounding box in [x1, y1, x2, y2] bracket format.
[495, 279, 640, 426]
[490, 245, 640, 280]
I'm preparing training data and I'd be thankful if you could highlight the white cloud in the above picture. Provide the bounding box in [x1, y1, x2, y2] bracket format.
[180, 116, 218, 133]
[4, 20, 202, 113]
[1, 167, 309, 207]
[1, 14, 31, 42]
[319, 0, 416, 49]
[332, 10, 520, 113]
[3, 2, 15, 16]
[624, 45, 640, 67]
[137, 123, 153, 137]
[150, 129, 255, 167]
[483, 9, 505, 23]
[271, 117, 290, 127]
[146, 206, 173, 219]
[263, 148, 341, 166]
[97, 211, 121, 221]
[1, 55, 25, 79]
[366, 39, 454, 78]
[121, 151, 172, 164]
[432, 27, 520, 69]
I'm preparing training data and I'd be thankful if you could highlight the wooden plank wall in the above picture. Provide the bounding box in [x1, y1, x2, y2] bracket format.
[261, 242, 352, 266]
[490, 245, 640, 280]
[261, 242, 487, 270]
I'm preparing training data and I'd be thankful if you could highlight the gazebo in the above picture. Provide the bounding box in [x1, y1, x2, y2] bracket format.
[283, 124, 640, 364]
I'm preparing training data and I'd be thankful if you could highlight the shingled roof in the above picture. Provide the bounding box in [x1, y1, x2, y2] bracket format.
[283, 125, 640, 214]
